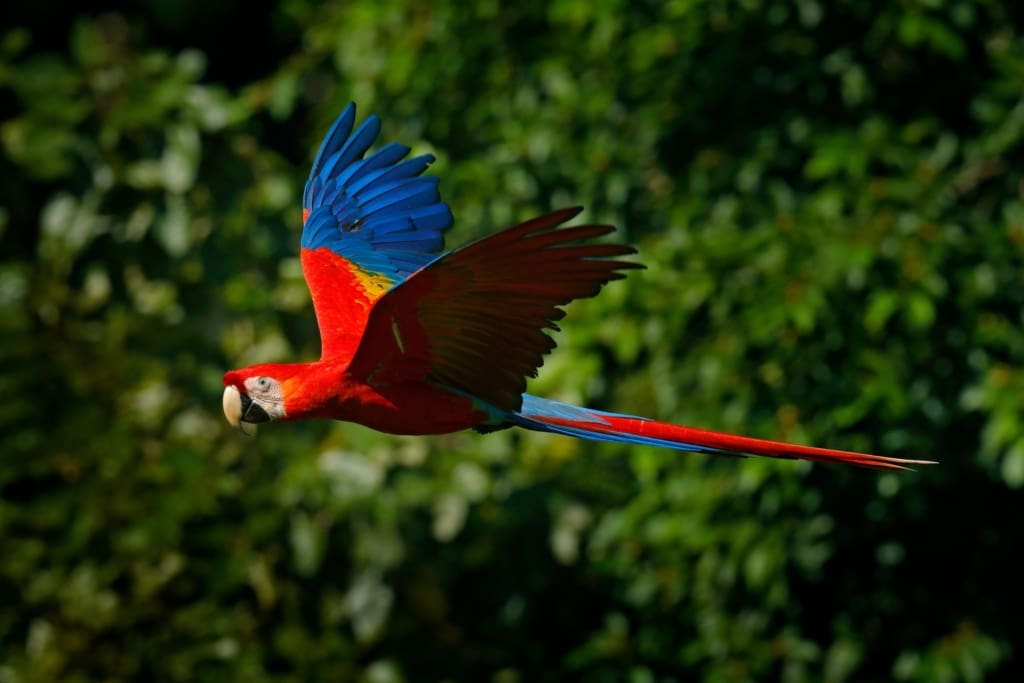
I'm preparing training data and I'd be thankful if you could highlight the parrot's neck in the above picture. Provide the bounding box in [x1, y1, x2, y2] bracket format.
[269, 360, 348, 420]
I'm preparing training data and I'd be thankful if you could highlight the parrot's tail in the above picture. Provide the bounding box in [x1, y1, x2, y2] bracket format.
[512, 395, 934, 471]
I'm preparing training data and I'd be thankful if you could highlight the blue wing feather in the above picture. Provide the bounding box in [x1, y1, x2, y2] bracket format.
[319, 116, 381, 181]
[342, 144, 413, 188]
[370, 204, 453, 234]
[306, 105, 355, 192]
[349, 156, 435, 196]
[301, 103, 453, 285]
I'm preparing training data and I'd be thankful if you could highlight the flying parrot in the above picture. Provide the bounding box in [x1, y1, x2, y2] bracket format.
[222, 103, 930, 470]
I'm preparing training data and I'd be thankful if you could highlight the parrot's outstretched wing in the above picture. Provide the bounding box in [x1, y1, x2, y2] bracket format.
[348, 208, 642, 411]
[300, 103, 453, 361]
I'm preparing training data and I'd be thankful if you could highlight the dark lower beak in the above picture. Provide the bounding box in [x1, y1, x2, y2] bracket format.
[240, 393, 270, 423]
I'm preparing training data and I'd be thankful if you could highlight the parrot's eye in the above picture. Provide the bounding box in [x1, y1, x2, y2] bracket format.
[256, 377, 270, 391]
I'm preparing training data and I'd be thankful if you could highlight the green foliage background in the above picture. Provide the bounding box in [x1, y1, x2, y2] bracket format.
[2, 0, 1022, 680]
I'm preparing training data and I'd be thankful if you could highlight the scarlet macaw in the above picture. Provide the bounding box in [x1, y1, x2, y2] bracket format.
[222, 103, 929, 470]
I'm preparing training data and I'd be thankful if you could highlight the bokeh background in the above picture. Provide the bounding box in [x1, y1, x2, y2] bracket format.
[2, 1, 1023, 681]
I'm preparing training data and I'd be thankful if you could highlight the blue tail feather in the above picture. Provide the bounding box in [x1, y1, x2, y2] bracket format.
[511, 395, 723, 454]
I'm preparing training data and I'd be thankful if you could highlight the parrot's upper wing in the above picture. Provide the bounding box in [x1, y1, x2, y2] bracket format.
[347, 208, 642, 412]
[300, 103, 453, 361]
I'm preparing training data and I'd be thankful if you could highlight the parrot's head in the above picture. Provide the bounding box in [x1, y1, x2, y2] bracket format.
[222, 367, 290, 432]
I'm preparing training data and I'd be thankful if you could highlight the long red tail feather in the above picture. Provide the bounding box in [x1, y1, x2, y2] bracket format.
[515, 396, 934, 471]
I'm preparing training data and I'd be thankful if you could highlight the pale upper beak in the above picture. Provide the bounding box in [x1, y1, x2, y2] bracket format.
[222, 385, 270, 434]
[223, 385, 243, 428]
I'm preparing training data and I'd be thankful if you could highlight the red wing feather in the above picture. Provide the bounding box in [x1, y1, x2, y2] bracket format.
[301, 247, 388, 362]
[347, 208, 642, 411]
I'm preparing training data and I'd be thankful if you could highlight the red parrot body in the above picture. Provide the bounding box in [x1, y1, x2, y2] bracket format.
[225, 359, 483, 434]
[222, 104, 932, 471]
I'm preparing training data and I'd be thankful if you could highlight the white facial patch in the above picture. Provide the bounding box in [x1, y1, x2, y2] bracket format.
[243, 376, 287, 420]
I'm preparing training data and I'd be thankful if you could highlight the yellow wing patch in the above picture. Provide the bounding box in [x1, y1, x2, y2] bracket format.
[354, 269, 392, 299]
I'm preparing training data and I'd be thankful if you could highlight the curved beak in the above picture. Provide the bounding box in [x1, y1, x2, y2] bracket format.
[222, 385, 270, 432]
[223, 385, 243, 428]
